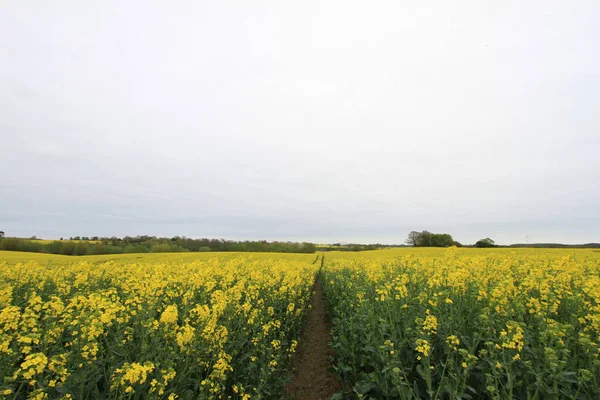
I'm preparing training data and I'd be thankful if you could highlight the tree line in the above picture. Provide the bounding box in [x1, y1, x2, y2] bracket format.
[405, 232, 498, 248]
[0, 236, 317, 255]
[405, 231, 462, 247]
[405, 232, 600, 248]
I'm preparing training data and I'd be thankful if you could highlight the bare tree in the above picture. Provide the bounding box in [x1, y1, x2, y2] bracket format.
[405, 231, 421, 247]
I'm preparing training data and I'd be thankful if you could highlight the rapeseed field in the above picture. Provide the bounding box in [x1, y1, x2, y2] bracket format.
[2, 248, 599, 399]
[0, 254, 318, 399]
[322, 248, 600, 398]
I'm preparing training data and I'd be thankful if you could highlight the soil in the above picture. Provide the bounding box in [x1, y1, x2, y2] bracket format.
[283, 275, 341, 400]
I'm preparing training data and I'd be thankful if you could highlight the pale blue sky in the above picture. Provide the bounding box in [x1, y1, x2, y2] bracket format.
[1, 1, 599, 245]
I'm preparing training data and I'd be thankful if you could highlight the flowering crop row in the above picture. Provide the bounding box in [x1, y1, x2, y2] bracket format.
[0, 256, 318, 399]
[322, 249, 600, 399]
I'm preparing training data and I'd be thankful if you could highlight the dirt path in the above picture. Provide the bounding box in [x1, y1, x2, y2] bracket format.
[284, 273, 341, 400]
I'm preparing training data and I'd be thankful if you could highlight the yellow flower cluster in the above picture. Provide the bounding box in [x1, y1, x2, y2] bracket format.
[112, 361, 155, 394]
[500, 321, 524, 352]
[415, 339, 431, 358]
[159, 304, 179, 325]
[446, 335, 460, 350]
[422, 311, 438, 335]
[20, 352, 48, 380]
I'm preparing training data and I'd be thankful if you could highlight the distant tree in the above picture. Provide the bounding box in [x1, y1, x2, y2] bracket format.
[432, 233, 454, 247]
[419, 231, 434, 246]
[91, 242, 106, 255]
[405, 231, 422, 246]
[406, 231, 456, 247]
[30, 236, 38, 240]
[301, 242, 317, 253]
[475, 238, 496, 248]
[73, 242, 89, 255]
[60, 241, 76, 255]
[45, 241, 62, 254]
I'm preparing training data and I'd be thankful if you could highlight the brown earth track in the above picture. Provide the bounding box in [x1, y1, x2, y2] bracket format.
[283, 275, 341, 400]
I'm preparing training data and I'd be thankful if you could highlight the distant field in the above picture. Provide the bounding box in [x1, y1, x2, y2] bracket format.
[1, 247, 596, 266]
[323, 246, 598, 260]
[0, 249, 318, 265]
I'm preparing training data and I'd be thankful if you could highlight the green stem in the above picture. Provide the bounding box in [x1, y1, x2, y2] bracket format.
[433, 351, 451, 400]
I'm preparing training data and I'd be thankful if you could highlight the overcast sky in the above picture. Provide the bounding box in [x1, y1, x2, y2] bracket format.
[1, 1, 599, 245]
